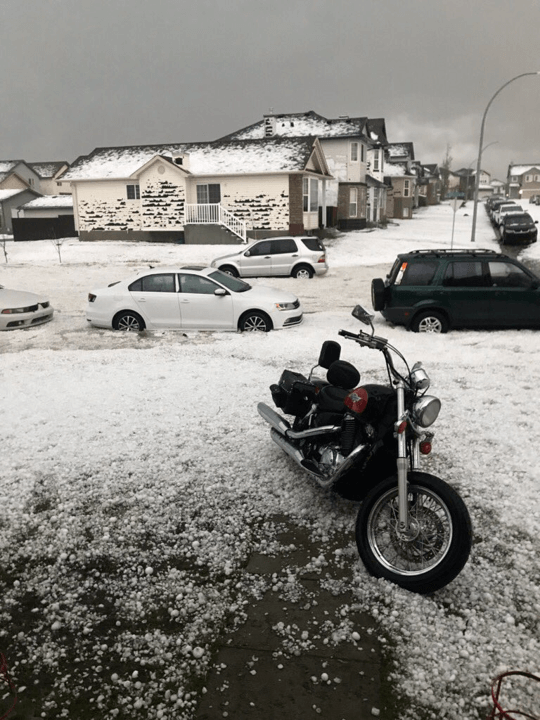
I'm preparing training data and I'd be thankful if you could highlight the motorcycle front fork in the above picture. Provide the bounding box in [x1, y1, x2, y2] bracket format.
[396, 381, 413, 534]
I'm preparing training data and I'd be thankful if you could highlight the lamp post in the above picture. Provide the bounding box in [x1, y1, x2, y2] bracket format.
[470, 72, 540, 242]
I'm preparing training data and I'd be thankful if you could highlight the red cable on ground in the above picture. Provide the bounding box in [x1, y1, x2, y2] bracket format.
[0, 653, 17, 720]
[487, 671, 540, 720]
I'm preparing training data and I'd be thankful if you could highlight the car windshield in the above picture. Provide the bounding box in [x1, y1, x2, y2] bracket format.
[209, 270, 251, 292]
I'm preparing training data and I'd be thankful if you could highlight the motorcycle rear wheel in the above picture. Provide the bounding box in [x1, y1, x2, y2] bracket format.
[355, 472, 472, 594]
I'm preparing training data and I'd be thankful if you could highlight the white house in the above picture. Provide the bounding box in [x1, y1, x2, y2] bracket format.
[60, 137, 332, 243]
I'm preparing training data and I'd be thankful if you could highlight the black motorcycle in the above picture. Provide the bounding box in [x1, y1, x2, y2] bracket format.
[257, 305, 472, 594]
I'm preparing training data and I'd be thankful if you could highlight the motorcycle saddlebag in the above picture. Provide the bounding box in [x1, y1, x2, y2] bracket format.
[271, 369, 317, 415]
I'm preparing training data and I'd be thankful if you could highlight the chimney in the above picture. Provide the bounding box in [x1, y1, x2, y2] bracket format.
[264, 114, 276, 137]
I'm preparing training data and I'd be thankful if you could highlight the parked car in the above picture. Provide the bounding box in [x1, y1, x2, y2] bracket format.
[86, 266, 303, 333]
[0, 285, 54, 330]
[500, 213, 538, 245]
[371, 249, 540, 333]
[529, 195, 540, 204]
[493, 203, 524, 226]
[210, 236, 328, 279]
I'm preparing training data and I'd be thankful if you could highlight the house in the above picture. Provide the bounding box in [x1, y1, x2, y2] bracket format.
[12, 195, 75, 241]
[0, 188, 41, 234]
[219, 110, 377, 229]
[384, 142, 418, 219]
[419, 164, 441, 205]
[365, 118, 389, 223]
[60, 137, 332, 243]
[28, 162, 71, 195]
[506, 164, 540, 200]
[0, 160, 41, 193]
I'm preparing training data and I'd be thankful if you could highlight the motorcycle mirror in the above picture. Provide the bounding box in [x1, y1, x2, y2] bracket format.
[352, 305, 375, 328]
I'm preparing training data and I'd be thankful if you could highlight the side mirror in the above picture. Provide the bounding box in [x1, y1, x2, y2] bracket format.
[352, 304, 375, 328]
[244, 251, 251, 257]
[214, 288, 228, 296]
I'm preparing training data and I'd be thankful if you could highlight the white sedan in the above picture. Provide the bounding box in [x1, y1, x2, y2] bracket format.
[0, 285, 54, 330]
[86, 266, 303, 332]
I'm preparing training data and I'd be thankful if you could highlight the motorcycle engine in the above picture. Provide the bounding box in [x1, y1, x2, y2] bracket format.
[318, 444, 345, 477]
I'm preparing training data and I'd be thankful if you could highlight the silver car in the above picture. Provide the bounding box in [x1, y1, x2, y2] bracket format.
[211, 236, 328, 279]
[0, 285, 54, 330]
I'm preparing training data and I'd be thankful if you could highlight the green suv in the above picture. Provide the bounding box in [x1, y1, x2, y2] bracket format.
[371, 249, 540, 333]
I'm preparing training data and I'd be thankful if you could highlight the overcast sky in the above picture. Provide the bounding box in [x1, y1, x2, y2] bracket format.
[1, 0, 539, 180]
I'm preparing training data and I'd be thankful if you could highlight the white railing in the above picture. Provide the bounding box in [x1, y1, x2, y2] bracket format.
[185, 203, 247, 242]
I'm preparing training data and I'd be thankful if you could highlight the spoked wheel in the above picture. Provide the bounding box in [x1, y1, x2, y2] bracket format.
[411, 310, 448, 334]
[355, 472, 472, 594]
[239, 311, 272, 332]
[113, 311, 145, 332]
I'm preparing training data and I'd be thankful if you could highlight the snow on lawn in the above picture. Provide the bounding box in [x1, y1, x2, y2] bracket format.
[0, 203, 539, 719]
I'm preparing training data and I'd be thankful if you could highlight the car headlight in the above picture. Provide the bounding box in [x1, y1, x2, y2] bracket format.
[413, 396, 441, 427]
[1, 305, 36, 314]
[275, 302, 296, 311]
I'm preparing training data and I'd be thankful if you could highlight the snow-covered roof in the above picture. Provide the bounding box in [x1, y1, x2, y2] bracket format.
[508, 164, 540, 176]
[386, 142, 415, 160]
[29, 161, 68, 179]
[384, 163, 408, 177]
[218, 111, 368, 141]
[0, 160, 25, 182]
[0, 188, 29, 201]
[62, 137, 326, 181]
[20, 195, 73, 209]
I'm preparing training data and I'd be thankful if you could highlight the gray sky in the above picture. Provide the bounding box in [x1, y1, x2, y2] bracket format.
[1, 0, 539, 180]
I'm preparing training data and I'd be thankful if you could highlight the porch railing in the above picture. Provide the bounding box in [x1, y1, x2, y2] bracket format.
[185, 203, 247, 242]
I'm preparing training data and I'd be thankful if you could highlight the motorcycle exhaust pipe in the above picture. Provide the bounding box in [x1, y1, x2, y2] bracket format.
[257, 402, 291, 435]
[270, 429, 324, 480]
[257, 402, 340, 440]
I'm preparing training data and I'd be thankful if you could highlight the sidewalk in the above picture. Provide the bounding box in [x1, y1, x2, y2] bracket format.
[195, 515, 397, 720]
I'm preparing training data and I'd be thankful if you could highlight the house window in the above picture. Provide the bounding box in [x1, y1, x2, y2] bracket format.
[127, 184, 140, 200]
[350, 142, 359, 162]
[373, 151, 380, 172]
[403, 207, 410, 218]
[361, 144, 365, 162]
[526, 175, 531, 182]
[303, 178, 318, 212]
[403, 180, 410, 197]
[349, 188, 358, 217]
[197, 183, 221, 204]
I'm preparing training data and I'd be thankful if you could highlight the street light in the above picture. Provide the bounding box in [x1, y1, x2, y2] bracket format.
[470, 72, 540, 242]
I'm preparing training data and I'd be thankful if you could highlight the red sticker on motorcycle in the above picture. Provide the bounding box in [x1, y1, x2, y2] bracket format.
[344, 387, 369, 414]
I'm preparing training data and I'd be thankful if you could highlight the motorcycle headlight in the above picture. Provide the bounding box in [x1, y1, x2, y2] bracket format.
[413, 396, 441, 427]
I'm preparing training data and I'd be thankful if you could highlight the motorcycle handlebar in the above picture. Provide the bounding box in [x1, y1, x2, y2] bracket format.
[338, 328, 388, 350]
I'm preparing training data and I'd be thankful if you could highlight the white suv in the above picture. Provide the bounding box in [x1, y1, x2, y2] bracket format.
[211, 236, 328, 279]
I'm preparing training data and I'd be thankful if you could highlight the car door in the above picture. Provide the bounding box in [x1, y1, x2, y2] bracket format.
[128, 273, 182, 327]
[485, 260, 540, 326]
[438, 261, 492, 326]
[237, 240, 273, 276]
[269, 238, 299, 275]
[177, 272, 235, 329]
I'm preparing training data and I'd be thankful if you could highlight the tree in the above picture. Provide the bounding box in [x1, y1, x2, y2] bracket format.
[440, 144, 453, 200]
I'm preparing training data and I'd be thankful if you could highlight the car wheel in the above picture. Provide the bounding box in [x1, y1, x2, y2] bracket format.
[113, 311, 146, 332]
[239, 311, 272, 332]
[411, 310, 448, 334]
[219, 265, 239, 277]
[371, 278, 387, 311]
[292, 264, 314, 279]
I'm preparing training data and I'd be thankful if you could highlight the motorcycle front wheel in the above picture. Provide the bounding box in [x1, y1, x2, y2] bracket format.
[355, 472, 472, 594]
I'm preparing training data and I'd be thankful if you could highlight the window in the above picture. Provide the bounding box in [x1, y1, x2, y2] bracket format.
[526, 175, 531, 182]
[350, 142, 359, 162]
[303, 178, 318, 212]
[129, 273, 176, 292]
[127, 184, 140, 200]
[443, 262, 486, 287]
[178, 273, 220, 294]
[196, 183, 221, 204]
[361, 144, 366, 162]
[248, 240, 273, 256]
[270, 239, 297, 254]
[400, 261, 438, 286]
[488, 261, 532, 288]
[403, 180, 410, 197]
[373, 151, 380, 172]
[349, 188, 358, 217]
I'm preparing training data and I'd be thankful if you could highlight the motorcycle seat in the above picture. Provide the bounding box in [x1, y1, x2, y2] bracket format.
[317, 385, 350, 413]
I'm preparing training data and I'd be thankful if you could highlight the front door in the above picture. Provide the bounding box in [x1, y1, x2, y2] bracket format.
[269, 238, 298, 275]
[177, 273, 234, 329]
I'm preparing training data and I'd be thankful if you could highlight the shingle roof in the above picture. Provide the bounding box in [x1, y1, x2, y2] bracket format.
[61, 137, 325, 181]
[28, 161, 69, 179]
[218, 110, 369, 141]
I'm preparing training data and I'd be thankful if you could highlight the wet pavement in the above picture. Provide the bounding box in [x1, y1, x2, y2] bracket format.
[194, 516, 397, 720]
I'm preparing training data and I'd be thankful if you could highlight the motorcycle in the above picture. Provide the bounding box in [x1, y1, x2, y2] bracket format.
[257, 304, 472, 594]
